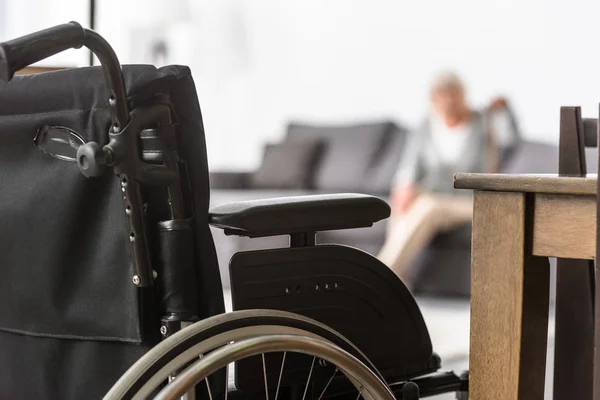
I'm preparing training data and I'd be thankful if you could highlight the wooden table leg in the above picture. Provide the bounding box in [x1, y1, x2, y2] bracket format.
[469, 191, 550, 400]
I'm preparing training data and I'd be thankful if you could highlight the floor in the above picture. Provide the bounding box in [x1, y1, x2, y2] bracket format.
[420, 299, 556, 400]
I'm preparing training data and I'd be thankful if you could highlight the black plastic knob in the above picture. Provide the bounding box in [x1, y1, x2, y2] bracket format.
[402, 382, 420, 400]
[77, 141, 108, 177]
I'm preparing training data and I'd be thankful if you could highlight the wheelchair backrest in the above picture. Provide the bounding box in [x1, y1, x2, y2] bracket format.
[0, 65, 225, 398]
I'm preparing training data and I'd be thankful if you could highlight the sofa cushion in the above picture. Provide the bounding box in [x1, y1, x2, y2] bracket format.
[411, 224, 473, 298]
[501, 141, 558, 174]
[362, 125, 408, 194]
[501, 140, 598, 174]
[250, 139, 325, 189]
[286, 121, 395, 191]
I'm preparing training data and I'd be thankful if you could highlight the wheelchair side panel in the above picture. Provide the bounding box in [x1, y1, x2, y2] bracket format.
[229, 244, 440, 392]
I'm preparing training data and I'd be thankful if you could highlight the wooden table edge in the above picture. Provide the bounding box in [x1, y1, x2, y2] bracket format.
[454, 173, 597, 196]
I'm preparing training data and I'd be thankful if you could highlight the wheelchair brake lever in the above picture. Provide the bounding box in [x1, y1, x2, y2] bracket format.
[77, 105, 178, 185]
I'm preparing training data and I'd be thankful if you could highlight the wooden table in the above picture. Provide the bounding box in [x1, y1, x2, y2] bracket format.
[454, 173, 597, 400]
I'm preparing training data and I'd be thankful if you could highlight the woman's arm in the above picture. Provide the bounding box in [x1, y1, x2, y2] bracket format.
[485, 97, 521, 171]
[484, 123, 501, 173]
[487, 97, 521, 149]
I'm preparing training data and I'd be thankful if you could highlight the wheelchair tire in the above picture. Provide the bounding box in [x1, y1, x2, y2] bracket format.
[104, 309, 389, 400]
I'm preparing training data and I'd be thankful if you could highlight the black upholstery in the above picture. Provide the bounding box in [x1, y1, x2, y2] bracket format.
[0, 65, 225, 399]
[209, 193, 391, 237]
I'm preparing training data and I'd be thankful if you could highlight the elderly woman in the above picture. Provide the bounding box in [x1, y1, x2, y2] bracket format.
[378, 71, 520, 287]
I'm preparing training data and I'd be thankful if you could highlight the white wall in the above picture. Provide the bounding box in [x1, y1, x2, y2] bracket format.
[2, 0, 90, 67]
[0, 0, 5, 39]
[9, 0, 600, 169]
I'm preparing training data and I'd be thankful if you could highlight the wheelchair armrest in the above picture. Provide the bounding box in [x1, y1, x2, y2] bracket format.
[209, 193, 390, 238]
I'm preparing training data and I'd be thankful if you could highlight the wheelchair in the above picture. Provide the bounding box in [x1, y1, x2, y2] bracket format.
[0, 22, 469, 399]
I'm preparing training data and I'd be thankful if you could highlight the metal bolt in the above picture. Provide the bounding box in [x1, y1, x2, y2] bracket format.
[315, 284, 320, 291]
[132, 275, 141, 286]
[285, 287, 290, 294]
[160, 326, 168, 335]
[153, 270, 158, 280]
[325, 283, 330, 290]
[334, 282, 339, 289]
[129, 233, 135, 242]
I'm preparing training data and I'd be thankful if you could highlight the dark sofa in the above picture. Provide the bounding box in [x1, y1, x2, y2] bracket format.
[209, 121, 598, 297]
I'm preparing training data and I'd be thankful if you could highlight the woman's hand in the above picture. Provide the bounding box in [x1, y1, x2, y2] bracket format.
[488, 96, 508, 111]
[391, 182, 418, 215]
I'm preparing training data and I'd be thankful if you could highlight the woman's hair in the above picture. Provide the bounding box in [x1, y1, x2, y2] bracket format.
[429, 71, 465, 97]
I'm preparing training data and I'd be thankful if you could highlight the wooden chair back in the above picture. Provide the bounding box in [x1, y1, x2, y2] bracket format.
[555, 106, 598, 399]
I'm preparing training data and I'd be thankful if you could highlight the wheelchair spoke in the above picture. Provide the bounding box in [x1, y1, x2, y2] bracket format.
[205, 378, 213, 400]
[274, 352, 286, 400]
[317, 368, 339, 400]
[224, 364, 229, 400]
[355, 387, 363, 399]
[262, 353, 270, 400]
[301, 357, 316, 400]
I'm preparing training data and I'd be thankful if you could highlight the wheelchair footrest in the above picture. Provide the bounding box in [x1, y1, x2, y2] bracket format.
[389, 371, 468, 399]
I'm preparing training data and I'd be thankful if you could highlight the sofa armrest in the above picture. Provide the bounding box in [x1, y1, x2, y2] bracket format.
[209, 171, 253, 189]
[208, 193, 390, 238]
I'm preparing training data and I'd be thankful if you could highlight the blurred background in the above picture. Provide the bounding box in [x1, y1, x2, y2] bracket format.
[3, 0, 600, 170]
[1, 2, 587, 397]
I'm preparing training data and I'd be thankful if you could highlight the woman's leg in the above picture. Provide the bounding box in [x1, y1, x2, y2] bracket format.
[377, 193, 473, 285]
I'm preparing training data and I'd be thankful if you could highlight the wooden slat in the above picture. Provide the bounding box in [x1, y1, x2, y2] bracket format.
[469, 191, 549, 400]
[532, 194, 596, 260]
[559, 106, 587, 175]
[454, 173, 597, 195]
[553, 256, 595, 399]
[555, 106, 595, 400]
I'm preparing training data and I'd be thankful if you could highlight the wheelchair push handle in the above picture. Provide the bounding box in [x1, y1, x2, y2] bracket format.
[0, 21, 129, 131]
[0, 22, 86, 81]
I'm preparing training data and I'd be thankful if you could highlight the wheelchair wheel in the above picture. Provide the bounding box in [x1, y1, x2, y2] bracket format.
[105, 309, 395, 400]
[155, 333, 395, 400]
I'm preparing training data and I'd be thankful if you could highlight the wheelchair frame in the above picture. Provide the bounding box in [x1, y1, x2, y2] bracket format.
[0, 22, 468, 399]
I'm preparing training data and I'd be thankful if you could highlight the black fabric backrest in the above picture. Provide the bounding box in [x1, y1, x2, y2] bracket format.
[0, 65, 224, 398]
